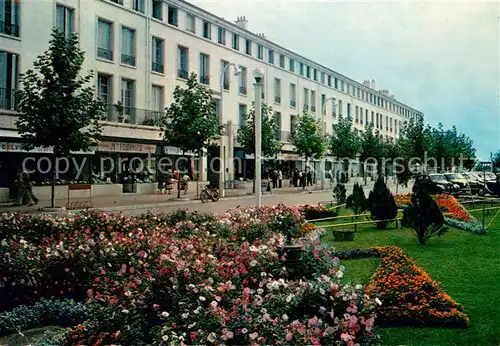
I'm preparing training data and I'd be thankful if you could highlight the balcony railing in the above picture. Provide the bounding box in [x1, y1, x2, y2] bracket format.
[0, 21, 20, 37]
[274, 96, 281, 104]
[0, 88, 18, 111]
[177, 69, 188, 79]
[223, 80, 230, 90]
[200, 75, 210, 85]
[97, 47, 113, 60]
[102, 104, 167, 126]
[121, 54, 136, 66]
[152, 62, 164, 73]
[290, 100, 296, 108]
[239, 86, 247, 95]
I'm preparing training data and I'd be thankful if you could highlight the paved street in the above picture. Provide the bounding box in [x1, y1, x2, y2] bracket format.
[0, 178, 412, 216]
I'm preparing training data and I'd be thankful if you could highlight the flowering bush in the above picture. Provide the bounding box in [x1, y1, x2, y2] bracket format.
[365, 246, 469, 328]
[298, 205, 339, 221]
[0, 208, 378, 345]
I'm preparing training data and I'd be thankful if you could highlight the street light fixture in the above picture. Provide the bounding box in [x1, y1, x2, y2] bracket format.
[320, 97, 337, 190]
[219, 63, 242, 198]
[253, 67, 264, 207]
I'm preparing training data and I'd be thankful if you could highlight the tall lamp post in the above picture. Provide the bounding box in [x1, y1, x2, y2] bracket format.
[219, 62, 241, 198]
[320, 97, 337, 190]
[253, 68, 264, 207]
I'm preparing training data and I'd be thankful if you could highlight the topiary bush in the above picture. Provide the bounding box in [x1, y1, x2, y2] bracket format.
[333, 183, 347, 205]
[346, 183, 367, 216]
[401, 183, 447, 245]
[367, 176, 398, 229]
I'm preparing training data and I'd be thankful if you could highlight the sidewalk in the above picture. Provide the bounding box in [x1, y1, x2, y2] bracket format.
[0, 179, 398, 214]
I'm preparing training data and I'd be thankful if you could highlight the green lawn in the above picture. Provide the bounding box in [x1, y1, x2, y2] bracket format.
[316, 207, 500, 346]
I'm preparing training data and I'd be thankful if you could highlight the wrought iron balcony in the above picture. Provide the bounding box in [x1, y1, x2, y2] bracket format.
[0, 21, 20, 37]
[121, 54, 136, 66]
[177, 69, 188, 79]
[152, 62, 164, 73]
[0, 88, 18, 111]
[239, 86, 247, 95]
[97, 47, 113, 60]
[101, 104, 166, 126]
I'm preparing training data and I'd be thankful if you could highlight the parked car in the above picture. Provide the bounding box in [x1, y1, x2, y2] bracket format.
[413, 173, 460, 195]
[444, 173, 475, 195]
[461, 172, 483, 194]
[473, 172, 500, 196]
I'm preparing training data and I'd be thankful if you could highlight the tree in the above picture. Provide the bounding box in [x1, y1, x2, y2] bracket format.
[290, 112, 327, 164]
[16, 28, 104, 208]
[359, 123, 383, 182]
[237, 103, 282, 187]
[289, 112, 328, 188]
[493, 150, 500, 171]
[401, 183, 447, 245]
[367, 176, 398, 229]
[330, 116, 361, 175]
[346, 183, 367, 217]
[163, 73, 222, 198]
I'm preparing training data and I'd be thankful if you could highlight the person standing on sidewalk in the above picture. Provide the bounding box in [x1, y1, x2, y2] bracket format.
[16, 169, 38, 206]
[181, 174, 190, 195]
[165, 169, 174, 194]
[278, 170, 283, 188]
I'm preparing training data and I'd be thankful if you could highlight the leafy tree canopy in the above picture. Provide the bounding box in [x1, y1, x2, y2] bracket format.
[330, 116, 361, 160]
[237, 103, 282, 158]
[289, 112, 328, 162]
[16, 29, 104, 156]
[162, 73, 222, 155]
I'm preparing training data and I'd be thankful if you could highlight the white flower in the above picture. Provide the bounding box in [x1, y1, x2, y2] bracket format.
[319, 287, 326, 295]
[161, 311, 169, 318]
[241, 328, 248, 334]
[121, 309, 129, 314]
[162, 335, 169, 341]
[286, 294, 294, 303]
[355, 284, 363, 290]
[199, 296, 206, 301]
[250, 260, 258, 267]
[375, 297, 382, 306]
[282, 313, 289, 321]
[261, 272, 267, 277]
[257, 288, 264, 295]
[210, 301, 218, 309]
[182, 313, 189, 319]
[249, 332, 258, 340]
[250, 246, 257, 252]
[336, 271, 344, 279]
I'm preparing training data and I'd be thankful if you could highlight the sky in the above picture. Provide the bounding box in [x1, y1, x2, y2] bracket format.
[190, 0, 499, 161]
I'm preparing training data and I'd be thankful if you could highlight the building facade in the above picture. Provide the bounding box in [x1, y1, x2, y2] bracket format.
[0, 0, 424, 198]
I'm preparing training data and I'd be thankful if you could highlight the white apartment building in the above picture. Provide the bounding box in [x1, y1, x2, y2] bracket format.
[0, 0, 423, 195]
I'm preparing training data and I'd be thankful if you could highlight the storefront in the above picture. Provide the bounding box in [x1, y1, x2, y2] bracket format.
[156, 145, 197, 179]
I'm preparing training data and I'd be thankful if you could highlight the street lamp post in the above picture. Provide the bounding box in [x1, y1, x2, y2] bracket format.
[320, 97, 337, 190]
[219, 62, 241, 198]
[253, 68, 264, 207]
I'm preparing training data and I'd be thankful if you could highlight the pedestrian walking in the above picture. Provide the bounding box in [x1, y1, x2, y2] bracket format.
[16, 169, 38, 206]
[278, 170, 283, 188]
[306, 170, 313, 186]
[165, 169, 174, 194]
[181, 174, 190, 195]
[272, 169, 278, 188]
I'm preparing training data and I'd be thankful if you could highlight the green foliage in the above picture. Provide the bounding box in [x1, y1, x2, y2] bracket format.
[368, 176, 398, 229]
[333, 183, 347, 205]
[360, 123, 384, 175]
[401, 183, 447, 245]
[15, 29, 104, 207]
[237, 103, 282, 157]
[330, 116, 361, 168]
[16, 28, 104, 156]
[0, 299, 89, 336]
[492, 150, 500, 171]
[289, 112, 328, 162]
[162, 73, 222, 155]
[346, 183, 367, 216]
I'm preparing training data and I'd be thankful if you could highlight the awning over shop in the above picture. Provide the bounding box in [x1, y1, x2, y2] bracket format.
[0, 142, 94, 154]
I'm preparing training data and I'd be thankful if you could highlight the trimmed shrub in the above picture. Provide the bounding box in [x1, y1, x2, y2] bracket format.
[346, 183, 367, 216]
[333, 183, 347, 205]
[367, 176, 398, 229]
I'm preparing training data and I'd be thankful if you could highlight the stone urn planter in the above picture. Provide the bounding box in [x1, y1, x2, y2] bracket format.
[332, 229, 355, 242]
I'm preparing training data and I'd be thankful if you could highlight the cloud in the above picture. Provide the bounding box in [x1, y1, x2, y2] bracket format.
[190, 0, 499, 159]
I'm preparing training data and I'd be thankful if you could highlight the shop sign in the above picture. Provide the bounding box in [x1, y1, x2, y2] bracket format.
[278, 154, 303, 161]
[0, 142, 93, 154]
[96, 141, 156, 153]
[157, 145, 195, 156]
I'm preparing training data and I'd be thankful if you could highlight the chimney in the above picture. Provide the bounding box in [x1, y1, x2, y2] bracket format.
[256, 32, 266, 39]
[235, 16, 248, 30]
[371, 79, 376, 90]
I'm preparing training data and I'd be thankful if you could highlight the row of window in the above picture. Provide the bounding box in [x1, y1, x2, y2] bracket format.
[0, 0, 20, 38]
[105, 0, 420, 121]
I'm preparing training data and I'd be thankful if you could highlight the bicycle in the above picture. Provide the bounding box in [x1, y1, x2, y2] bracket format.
[200, 182, 220, 203]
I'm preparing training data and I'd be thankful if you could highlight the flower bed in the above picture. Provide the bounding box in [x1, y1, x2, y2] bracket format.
[365, 246, 469, 328]
[298, 205, 339, 221]
[394, 193, 486, 234]
[0, 207, 377, 345]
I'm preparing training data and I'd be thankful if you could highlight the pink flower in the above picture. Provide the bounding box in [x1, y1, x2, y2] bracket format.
[121, 264, 127, 274]
[308, 316, 318, 327]
[285, 332, 293, 341]
[153, 304, 160, 310]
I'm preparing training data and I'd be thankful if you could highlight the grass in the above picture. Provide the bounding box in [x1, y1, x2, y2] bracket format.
[315, 206, 500, 346]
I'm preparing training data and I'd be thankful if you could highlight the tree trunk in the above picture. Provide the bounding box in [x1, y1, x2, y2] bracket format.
[303, 157, 307, 190]
[51, 154, 56, 208]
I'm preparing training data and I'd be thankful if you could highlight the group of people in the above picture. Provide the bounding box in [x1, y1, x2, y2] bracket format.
[266, 169, 284, 189]
[291, 168, 315, 188]
[157, 169, 191, 195]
